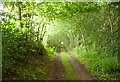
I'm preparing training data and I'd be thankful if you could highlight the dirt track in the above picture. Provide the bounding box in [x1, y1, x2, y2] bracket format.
[62, 47, 96, 80]
[47, 49, 66, 80]
[47, 47, 96, 80]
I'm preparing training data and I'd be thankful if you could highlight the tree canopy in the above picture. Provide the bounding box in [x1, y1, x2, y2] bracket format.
[1, 2, 119, 80]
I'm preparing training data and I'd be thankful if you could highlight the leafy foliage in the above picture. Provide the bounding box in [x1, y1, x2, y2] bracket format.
[1, 2, 119, 80]
[70, 46, 120, 80]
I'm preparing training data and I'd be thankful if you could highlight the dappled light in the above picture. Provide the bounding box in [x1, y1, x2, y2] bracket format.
[1, 1, 119, 80]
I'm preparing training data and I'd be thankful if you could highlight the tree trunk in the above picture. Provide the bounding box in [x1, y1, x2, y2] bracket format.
[18, 2, 22, 28]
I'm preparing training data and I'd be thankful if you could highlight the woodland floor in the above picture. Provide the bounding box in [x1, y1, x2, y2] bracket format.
[3, 47, 98, 80]
[47, 47, 97, 80]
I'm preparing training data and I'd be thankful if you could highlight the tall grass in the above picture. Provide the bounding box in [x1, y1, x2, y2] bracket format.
[69, 46, 120, 80]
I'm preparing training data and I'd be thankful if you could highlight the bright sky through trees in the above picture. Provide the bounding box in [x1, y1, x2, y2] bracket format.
[1, 2, 119, 80]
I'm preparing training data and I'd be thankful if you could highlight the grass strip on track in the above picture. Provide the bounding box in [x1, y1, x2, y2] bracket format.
[60, 51, 78, 80]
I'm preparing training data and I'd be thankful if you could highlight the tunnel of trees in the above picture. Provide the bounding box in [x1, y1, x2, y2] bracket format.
[0, 1, 120, 80]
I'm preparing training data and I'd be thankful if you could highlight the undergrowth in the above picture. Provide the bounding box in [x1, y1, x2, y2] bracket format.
[3, 51, 55, 80]
[2, 26, 56, 80]
[69, 46, 120, 80]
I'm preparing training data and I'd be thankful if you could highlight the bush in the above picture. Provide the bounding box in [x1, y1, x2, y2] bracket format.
[2, 26, 47, 68]
[70, 46, 120, 80]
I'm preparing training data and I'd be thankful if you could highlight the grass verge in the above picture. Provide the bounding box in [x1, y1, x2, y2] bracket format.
[3, 53, 55, 80]
[69, 47, 120, 80]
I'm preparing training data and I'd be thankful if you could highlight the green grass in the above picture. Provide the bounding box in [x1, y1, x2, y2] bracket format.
[69, 47, 120, 80]
[60, 51, 78, 80]
[3, 51, 55, 80]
